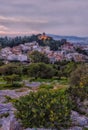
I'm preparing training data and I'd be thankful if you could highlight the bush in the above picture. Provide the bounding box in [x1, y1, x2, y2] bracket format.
[69, 64, 88, 101]
[67, 64, 88, 110]
[14, 89, 71, 129]
[39, 84, 54, 90]
[69, 64, 88, 87]
[0, 83, 22, 89]
[3, 74, 22, 85]
[28, 63, 56, 79]
[12, 83, 22, 88]
[30, 51, 50, 64]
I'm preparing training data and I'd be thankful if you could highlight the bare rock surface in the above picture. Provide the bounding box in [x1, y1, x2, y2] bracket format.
[0, 88, 30, 130]
[67, 127, 82, 130]
[71, 111, 88, 126]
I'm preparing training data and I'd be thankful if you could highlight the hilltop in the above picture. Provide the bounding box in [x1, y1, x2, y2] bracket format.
[47, 34, 88, 44]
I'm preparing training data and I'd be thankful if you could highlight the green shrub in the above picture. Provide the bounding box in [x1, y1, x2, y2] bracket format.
[39, 84, 54, 90]
[0, 83, 22, 89]
[28, 63, 56, 79]
[14, 89, 72, 129]
[84, 128, 88, 130]
[12, 83, 22, 88]
[5, 96, 12, 102]
[68, 64, 88, 110]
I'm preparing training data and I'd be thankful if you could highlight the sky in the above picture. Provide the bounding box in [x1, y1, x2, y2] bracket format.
[0, 0, 88, 36]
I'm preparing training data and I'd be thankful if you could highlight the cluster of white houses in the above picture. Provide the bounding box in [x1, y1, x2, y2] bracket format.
[0, 41, 88, 63]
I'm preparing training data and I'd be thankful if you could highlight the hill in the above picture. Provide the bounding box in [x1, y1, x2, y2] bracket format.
[47, 34, 88, 44]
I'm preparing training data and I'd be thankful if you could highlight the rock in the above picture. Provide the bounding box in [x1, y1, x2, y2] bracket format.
[0, 89, 31, 130]
[9, 117, 23, 130]
[68, 126, 82, 130]
[25, 82, 41, 88]
[76, 99, 88, 115]
[0, 103, 15, 115]
[25, 129, 54, 130]
[77, 116, 88, 126]
[71, 111, 88, 127]
[0, 89, 30, 100]
[79, 107, 88, 114]
[84, 125, 88, 128]
[1, 115, 23, 130]
[83, 99, 88, 106]
[0, 96, 6, 104]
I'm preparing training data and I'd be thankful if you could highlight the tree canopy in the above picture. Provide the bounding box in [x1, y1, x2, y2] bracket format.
[30, 51, 50, 64]
[28, 63, 57, 79]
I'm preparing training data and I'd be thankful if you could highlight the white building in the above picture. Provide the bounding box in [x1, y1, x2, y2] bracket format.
[7, 54, 28, 62]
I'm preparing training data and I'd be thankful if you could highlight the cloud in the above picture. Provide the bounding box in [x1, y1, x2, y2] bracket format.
[0, 30, 39, 36]
[0, 0, 88, 36]
[0, 25, 8, 31]
[0, 15, 48, 24]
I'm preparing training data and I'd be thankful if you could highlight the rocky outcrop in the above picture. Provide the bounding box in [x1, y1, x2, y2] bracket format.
[71, 111, 88, 126]
[0, 103, 22, 130]
[76, 98, 88, 115]
[1, 115, 23, 130]
[68, 126, 82, 130]
[0, 89, 30, 101]
[0, 88, 30, 130]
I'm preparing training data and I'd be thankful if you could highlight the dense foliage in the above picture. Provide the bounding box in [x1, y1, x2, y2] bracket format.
[69, 64, 88, 88]
[68, 64, 88, 110]
[14, 89, 71, 129]
[0, 61, 78, 80]
[0, 35, 38, 47]
[28, 63, 57, 79]
[0, 63, 23, 75]
[0, 34, 66, 51]
[3, 74, 21, 84]
[0, 59, 4, 66]
[30, 51, 50, 63]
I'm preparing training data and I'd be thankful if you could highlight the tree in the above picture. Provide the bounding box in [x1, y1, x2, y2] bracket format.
[61, 39, 67, 45]
[0, 35, 38, 48]
[3, 74, 21, 85]
[0, 59, 4, 66]
[30, 51, 50, 63]
[76, 47, 88, 56]
[49, 41, 58, 51]
[69, 64, 88, 87]
[63, 62, 77, 77]
[68, 64, 88, 106]
[0, 63, 23, 76]
[28, 63, 56, 79]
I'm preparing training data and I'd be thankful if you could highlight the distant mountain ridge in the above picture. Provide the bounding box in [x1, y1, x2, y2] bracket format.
[47, 34, 88, 44]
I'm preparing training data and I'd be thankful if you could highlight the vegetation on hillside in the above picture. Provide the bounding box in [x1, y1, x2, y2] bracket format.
[68, 64, 88, 110]
[0, 57, 87, 129]
[13, 63, 88, 128]
[30, 51, 50, 64]
[0, 34, 66, 51]
[14, 89, 71, 129]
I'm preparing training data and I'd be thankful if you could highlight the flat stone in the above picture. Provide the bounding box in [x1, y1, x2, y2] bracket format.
[25, 82, 41, 88]
[71, 111, 88, 126]
[84, 125, 88, 128]
[25, 129, 54, 130]
[68, 126, 82, 130]
[77, 116, 88, 126]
